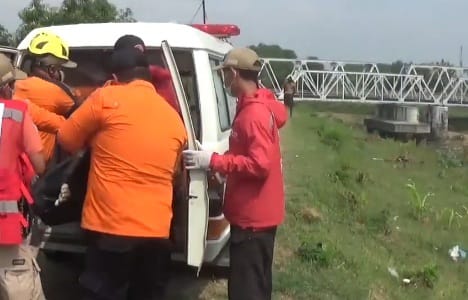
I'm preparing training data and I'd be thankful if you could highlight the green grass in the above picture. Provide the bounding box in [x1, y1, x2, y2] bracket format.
[273, 103, 468, 300]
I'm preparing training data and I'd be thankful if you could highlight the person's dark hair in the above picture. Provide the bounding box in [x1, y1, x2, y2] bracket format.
[114, 35, 146, 52]
[238, 69, 259, 83]
[115, 67, 151, 83]
[111, 48, 150, 83]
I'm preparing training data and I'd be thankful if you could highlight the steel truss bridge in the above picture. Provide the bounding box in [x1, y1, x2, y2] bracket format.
[259, 58, 468, 106]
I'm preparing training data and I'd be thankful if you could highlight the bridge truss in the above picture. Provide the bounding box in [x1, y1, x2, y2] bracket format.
[259, 58, 468, 106]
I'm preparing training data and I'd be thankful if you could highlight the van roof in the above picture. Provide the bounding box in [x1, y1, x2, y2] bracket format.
[17, 22, 233, 54]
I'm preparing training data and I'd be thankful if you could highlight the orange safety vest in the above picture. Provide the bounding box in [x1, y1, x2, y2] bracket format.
[0, 99, 35, 245]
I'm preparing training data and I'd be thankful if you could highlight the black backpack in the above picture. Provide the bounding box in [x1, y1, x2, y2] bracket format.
[31, 148, 90, 226]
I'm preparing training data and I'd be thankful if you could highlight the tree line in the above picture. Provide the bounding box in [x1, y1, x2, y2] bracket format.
[0, 0, 134, 46]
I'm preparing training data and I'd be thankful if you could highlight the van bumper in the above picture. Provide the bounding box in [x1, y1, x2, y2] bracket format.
[40, 221, 231, 266]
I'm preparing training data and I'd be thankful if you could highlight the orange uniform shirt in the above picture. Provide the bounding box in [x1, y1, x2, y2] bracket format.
[58, 80, 187, 238]
[14, 76, 74, 162]
[23, 100, 65, 134]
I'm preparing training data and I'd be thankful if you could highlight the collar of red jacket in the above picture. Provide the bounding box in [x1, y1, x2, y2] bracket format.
[236, 88, 288, 128]
[237, 88, 273, 108]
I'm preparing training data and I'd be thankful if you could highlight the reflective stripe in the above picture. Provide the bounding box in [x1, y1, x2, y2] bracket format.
[0, 201, 19, 213]
[2, 107, 24, 123]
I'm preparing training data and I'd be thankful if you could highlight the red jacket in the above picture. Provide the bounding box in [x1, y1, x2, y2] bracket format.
[149, 65, 180, 114]
[0, 100, 35, 245]
[0, 100, 28, 201]
[210, 89, 288, 228]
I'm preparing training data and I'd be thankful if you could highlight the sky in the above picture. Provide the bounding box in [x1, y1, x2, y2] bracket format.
[2, 0, 468, 64]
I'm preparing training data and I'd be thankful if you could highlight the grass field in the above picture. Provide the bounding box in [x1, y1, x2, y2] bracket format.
[271, 103, 468, 300]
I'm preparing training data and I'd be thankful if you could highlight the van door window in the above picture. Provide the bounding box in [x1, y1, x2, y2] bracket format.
[146, 50, 201, 139]
[210, 59, 236, 131]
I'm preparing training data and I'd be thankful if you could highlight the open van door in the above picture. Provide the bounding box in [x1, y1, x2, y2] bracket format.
[161, 41, 209, 272]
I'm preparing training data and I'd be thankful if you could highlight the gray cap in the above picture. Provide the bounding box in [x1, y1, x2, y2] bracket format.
[0, 54, 27, 86]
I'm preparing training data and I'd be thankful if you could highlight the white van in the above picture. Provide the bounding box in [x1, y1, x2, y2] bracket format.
[0, 22, 239, 271]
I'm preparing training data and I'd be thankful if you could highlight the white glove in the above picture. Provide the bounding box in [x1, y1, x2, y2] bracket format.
[183, 150, 213, 170]
[55, 183, 71, 207]
[183, 140, 213, 170]
[31, 175, 39, 186]
[193, 141, 225, 183]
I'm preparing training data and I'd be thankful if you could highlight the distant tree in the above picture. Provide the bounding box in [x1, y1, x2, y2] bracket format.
[344, 64, 365, 72]
[250, 43, 297, 59]
[116, 7, 135, 22]
[250, 43, 298, 89]
[0, 24, 14, 46]
[391, 60, 404, 74]
[16, 0, 135, 42]
[305, 56, 324, 71]
[57, 0, 135, 24]
[15, 0, 58, 43]
[375, 60, 404, 74]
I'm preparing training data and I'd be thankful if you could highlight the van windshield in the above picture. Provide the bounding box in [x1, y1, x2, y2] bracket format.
[61, 48, 201, 139]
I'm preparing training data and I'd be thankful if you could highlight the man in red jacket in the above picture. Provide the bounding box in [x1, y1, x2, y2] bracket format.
[113, 35, 180, 114]
[183, 47, 288, 300]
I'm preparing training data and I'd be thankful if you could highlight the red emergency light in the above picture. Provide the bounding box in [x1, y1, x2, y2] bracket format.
[190, 24, 240, 38]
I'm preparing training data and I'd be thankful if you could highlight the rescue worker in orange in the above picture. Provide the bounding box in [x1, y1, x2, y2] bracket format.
[0, 53, 46, 300]
[14, 31, 77, 163]
[58, 48, 187, 300]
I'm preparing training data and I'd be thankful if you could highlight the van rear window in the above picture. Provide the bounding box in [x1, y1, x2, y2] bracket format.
[57, 48, 201, 139]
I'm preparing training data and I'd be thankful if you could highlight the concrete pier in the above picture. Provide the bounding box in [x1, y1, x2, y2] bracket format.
[364, 104, 431, 140]
[428, 105, 449, 141]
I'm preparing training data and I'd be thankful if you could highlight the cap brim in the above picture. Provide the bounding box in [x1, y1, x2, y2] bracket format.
[13, 68, 27, 81]
[212, 64, 228, 71]
[62, 60, 77, 68]
[212, 64, 261, 72]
